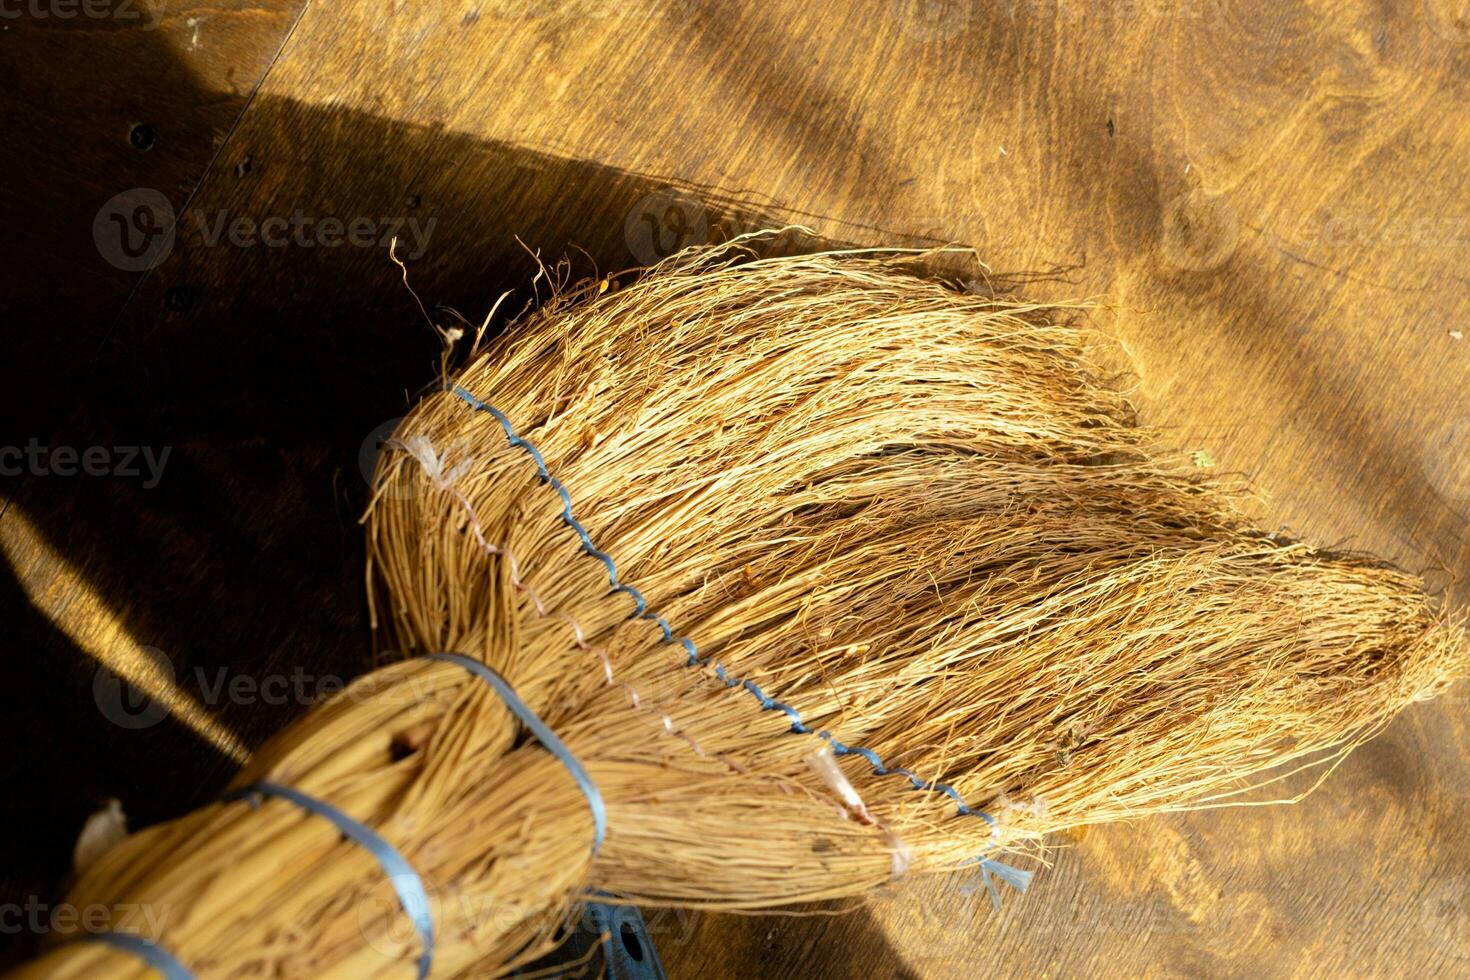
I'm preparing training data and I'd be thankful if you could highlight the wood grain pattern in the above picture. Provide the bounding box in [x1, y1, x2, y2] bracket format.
[2, 0, 1467, 976]
[0, 0, 308, 435]
[0, 0, 314, 955]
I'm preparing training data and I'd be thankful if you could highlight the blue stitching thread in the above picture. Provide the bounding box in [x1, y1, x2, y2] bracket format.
[426, 652, 607, 853]
[448, 384, 1032, 890]
[225, 781, 435, 979]
[453, 386, 640, 613]
[77, 932, 193, 980]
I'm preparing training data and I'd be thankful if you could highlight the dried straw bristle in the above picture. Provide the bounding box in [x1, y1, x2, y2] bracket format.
[23, 236, 1467, 978]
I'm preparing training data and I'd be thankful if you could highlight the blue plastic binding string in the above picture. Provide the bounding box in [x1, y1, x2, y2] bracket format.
[224, 781, 435, 979]
[965, 855, 1035, 911]
[447, 384, 997, 820]
[449, 384, 1032, 898]
[426, 652, 607, 853]
[78, 931, 193, 980]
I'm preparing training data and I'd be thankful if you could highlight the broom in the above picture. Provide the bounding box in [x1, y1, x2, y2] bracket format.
[15, 234, 1466, 978]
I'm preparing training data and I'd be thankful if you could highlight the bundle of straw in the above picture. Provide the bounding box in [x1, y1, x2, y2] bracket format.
[18, 237, 1465, 978]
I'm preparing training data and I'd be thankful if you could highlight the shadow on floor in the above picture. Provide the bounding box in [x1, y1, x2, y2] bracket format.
[0, 66, 929, 977]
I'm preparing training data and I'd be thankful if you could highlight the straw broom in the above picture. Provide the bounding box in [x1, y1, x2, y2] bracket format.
[15, 235, 1466, 978]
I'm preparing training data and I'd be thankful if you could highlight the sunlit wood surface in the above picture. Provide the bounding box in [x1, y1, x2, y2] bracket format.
[1, 1, 1467, 975]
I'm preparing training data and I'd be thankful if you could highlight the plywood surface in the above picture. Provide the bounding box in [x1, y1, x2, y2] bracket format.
[2, 1, 1467, 976]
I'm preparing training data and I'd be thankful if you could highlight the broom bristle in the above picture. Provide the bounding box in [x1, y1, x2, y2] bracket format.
[22, 235, 1466, 978]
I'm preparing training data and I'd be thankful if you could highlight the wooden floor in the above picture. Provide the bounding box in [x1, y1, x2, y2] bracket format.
[2, 1, 1468, 976]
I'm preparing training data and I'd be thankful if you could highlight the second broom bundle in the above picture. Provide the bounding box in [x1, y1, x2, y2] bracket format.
[20, 237, 1465, 978]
